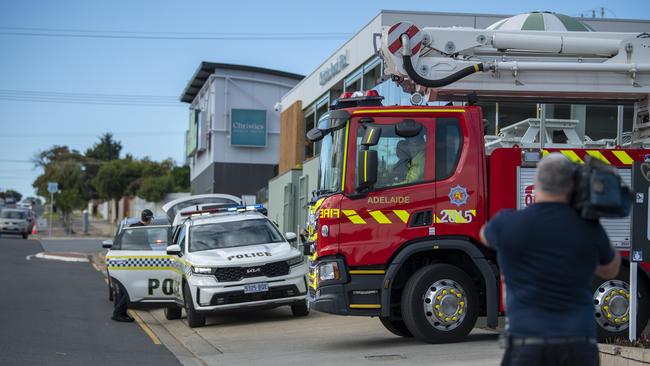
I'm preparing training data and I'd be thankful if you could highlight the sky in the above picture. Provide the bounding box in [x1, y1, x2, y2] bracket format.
[1, 0, 649, 198]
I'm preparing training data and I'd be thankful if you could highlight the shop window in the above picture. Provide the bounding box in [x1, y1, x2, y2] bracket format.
[304, 111, 316, 159]
[496, 102, 538, 130]
[363, 64, 382, 90]
[586, 104, 619, 141]
[476, 102, 496, 135]
[357, 122, 428, 189]
[435, 118, 462, 180]
[329, 80, 344, 103]
[346, 78, 362, 93]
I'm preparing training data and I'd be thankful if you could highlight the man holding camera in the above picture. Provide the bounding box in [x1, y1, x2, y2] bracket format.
[480, 153, 621, 366]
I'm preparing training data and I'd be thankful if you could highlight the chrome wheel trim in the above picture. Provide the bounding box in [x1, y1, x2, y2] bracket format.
[594, 279, 630, 332]
[423, 279, 468, 331]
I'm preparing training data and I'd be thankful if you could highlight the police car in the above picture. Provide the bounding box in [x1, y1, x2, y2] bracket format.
[105, 195, 309, 328]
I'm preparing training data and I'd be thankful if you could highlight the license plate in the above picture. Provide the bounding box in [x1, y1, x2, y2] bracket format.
[244, 282, 268, 294]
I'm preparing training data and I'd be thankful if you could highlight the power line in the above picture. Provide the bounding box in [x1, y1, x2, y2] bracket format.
[0, 89, 181, 107]
[0, 28, 350, 41]
[0, 89, 177, 100]
[0, 96, 183, 107]
[0, 132, 184, 138]
[0, 26, 351, 37]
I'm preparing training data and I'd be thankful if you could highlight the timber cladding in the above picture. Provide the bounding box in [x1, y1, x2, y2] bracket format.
[279, 101, 304, 175]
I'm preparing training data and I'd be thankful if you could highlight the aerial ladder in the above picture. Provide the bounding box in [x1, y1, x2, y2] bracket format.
[377, 22, 650, 148]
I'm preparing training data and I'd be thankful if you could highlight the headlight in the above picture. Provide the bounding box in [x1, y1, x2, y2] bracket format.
[192, 266, 214, 274]
[287, 255, 304, 267]
[318, 262, 340, 281]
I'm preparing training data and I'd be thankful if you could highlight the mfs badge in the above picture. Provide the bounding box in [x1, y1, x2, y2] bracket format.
[448, 185, 469, 207]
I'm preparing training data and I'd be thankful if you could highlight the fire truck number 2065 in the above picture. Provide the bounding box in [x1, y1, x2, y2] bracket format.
[438, 209, 476, 224]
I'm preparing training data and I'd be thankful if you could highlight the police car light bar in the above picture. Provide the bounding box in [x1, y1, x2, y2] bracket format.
[180, 204, 266, 217]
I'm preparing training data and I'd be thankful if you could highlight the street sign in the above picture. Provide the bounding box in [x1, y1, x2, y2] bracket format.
[632, 162, 650, 262]
[47, 182, 59, 194]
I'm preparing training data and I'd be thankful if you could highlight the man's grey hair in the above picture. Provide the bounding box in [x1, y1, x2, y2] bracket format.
[535, 153, 576, 196]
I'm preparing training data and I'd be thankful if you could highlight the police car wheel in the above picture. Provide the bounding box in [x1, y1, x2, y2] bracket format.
[22, 233, 28, 239]
[379, 317, 413, 337]
[183, 283, 205, 328]
[593, 266, 650, 342]
[291, 300, 309, 316]
[401, 264, 478, 343]
[164, 306, 182, 320]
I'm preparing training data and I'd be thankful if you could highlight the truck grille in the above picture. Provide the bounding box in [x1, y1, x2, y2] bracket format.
[214, 261, 290, 282]
[209, 285, 302, 306]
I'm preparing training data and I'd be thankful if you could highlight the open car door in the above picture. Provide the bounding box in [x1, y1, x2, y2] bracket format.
[106, 225, 180, 308]
[162, 194, 242, 223]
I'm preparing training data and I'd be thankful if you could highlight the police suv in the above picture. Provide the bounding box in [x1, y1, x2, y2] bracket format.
[105, 194, 309, 328]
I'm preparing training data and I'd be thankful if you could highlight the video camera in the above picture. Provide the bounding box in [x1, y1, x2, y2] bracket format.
[571, 156, 632, 220]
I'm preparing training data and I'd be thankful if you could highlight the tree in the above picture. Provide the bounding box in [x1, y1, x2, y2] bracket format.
[32, 145, 93, 233]
[92, 159, 143, 222]
[85, 133, 122, 161]
[0, 189, 23, 202]
[137, 175, 174, 202]
[171, 166, 191, 191]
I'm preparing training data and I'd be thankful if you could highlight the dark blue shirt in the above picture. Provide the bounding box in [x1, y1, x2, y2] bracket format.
[484, 202, 614, 337]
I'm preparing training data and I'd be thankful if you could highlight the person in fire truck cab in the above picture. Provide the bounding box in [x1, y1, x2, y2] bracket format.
[403, 133, 425, 183]
[479, 153, 621, 366]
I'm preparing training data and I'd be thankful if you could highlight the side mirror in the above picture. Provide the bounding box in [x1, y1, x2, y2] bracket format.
[356, 149, 378, 190]
[102, 239, 113, 249]
[306, 128, 324, 142]
[395, 119, 422, 138]
[285, 232, 297, 243]
[360, 126, 381, 146]
[166, 244, 181, 255]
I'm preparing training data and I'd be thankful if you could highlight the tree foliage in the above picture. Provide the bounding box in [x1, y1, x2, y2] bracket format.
[0, 189, 23, 202]
[85, 133, 122, 161]
[92, 158, 143, 201]
[137, 175, 174, 202]
[32, 145, 91, 232]
[32, 134, 191, 228]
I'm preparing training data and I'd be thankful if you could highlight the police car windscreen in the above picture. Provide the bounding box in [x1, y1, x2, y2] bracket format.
[117, 227, 171, 251]
[189, 219, 284, 252]
[0, 210, 26, 219]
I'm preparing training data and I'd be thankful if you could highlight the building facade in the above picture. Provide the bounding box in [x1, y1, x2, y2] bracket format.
[271, 9, 650, 234]
[181, 62, 303, 196]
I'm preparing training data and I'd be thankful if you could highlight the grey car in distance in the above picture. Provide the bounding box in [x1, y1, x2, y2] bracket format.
[0, 209, 34, 239]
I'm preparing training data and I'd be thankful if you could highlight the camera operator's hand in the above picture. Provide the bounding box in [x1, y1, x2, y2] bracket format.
[595, 248, 621, 279]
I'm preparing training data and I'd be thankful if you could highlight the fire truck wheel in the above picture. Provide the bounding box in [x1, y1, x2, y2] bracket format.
[164, 305, 182, 320]
[183, 283, 206, 328]
[379, 317, 413, 337]
[401, 264, 478, 343]
[593, 266, 650, 342]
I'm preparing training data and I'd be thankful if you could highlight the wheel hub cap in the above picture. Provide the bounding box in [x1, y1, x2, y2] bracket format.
[594, 280, 630, 331]
[423, 279, 467, 331]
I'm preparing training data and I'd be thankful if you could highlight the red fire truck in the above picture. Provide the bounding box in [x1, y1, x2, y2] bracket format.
[304, 20, 650, 343]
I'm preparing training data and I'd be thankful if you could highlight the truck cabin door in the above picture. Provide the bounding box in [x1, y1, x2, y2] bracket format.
[106, 225, 180, 307]
[338, 115, 437, 266]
